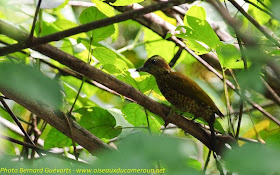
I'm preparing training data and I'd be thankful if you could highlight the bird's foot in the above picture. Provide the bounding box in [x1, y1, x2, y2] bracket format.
[163, 108, 174, 127]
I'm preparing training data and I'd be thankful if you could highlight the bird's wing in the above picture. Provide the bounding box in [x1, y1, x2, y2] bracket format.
[166, 72, 224, 117]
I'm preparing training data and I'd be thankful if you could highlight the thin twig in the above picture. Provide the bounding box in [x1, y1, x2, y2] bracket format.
[0, 134, 87, 164]
[207, 0, 257, 46]
[0, 97, 43, 157]
[203, 150, 211, 173]
[243, 0, 279, 21]
[256, 0, 271, 11]
[261, 78, 280, 106]
[238, 136, 258, 143]
[232, 101, 275, 114]
[28, 0, 42, 42]
[245, 103, 265, 144]
[226, 0, 280, 47]
[234, 30, 247, 139]
[222, 68, 235, 135]
[169, 47, 183, 67]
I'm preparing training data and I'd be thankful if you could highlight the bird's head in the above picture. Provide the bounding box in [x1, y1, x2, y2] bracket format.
[136, 55, 171, 76]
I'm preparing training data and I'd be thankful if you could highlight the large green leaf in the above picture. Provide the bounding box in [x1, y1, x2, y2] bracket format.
[35, 21, 60, 37]
[121, 103, 164, 133]
[216, 43, 243, 69]
[236, 66, 264, 93]
[144, 28, 177, 62]
[93, 133, 203, 174]
[92, 47, 130, 74]
[135, 75, 157, 93]
[91, 0, 119, 41]
[91, 0, 115, 17]
[92, 47, 117, 65]
[224, 143, 280, 175]
[181, 6, 221, 51]
[248, 0, 271, 25]
[3, 133, 203, 174]
[0, 63, 63, 109]
[76, 107, 122, 140]
[61, 76, 97, 109]
[45, 107, 122, 148]
[175, 33, 209, 55]
[44, 127, 72, 149]
[79, 7, 115, 42]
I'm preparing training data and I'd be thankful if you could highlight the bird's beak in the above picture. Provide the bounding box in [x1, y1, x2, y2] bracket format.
[136, 66, 148, 72]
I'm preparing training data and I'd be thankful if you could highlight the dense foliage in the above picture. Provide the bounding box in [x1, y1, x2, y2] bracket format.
[0, 0, 280, 174]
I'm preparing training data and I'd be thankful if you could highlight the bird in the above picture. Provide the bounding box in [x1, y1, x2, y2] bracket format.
[136, 55, 224, 149]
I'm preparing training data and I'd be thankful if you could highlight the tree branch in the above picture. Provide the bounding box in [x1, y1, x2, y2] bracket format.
[0, 134, 86, 164]
[0, 0, 190, 56]
[0, 20, 234, 154]
[0, 85, 110, 153]
[209, 0, 280, 47]
[113, 4, 280, 125]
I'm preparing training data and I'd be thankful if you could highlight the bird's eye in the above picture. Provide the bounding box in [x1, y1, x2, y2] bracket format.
[151, 59, 156, 64]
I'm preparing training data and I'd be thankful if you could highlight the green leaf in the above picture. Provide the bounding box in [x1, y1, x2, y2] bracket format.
[92, 47, 117, 65]
[165, 33, 172, 39]
[79, 7, 115, 42]
[236, 67, 264, 93]
[117, 71, 138, 89]
[175, 35, 209, 55]
[214, 120, 225, 134]
[144, 28, 177, 61]
[110, 0, 144, 6]
[35, 21, 60, 37]
[93, 47, 130, 73]
[186, 158, 202, 170]
[94, 133, 203, 174]
[91, 0, 115, 17]
[44, 127, 72, 149]
[91, 0, 119, 41]
[186, 5, 206, 21]
[102, 64, 121, 74]
[121, 103, 164, 133]
[266, 132, 280, 147]
[60, 39, 74, 55]
[76, 107, 122, 140]
[61, 76, 98, 108]
[224, 143, 280, 175]
[135, 75, 157, 93]
[182, 6, 220, 50]
[216, 43, 243, 69]
[0, 63, 63, 109]
[248, 0, 271, 25]
[54, 18, 77, 30]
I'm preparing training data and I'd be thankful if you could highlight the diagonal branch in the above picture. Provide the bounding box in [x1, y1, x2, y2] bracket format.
[0, 97, 43, 157]
[114, 4, 280, 126]
[209, 0, 280, 47]
[0, 20, 235, 154]
[0, 85, 111, 153]
[0, 0, 190, 56]
[0, 134, 86, 164]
